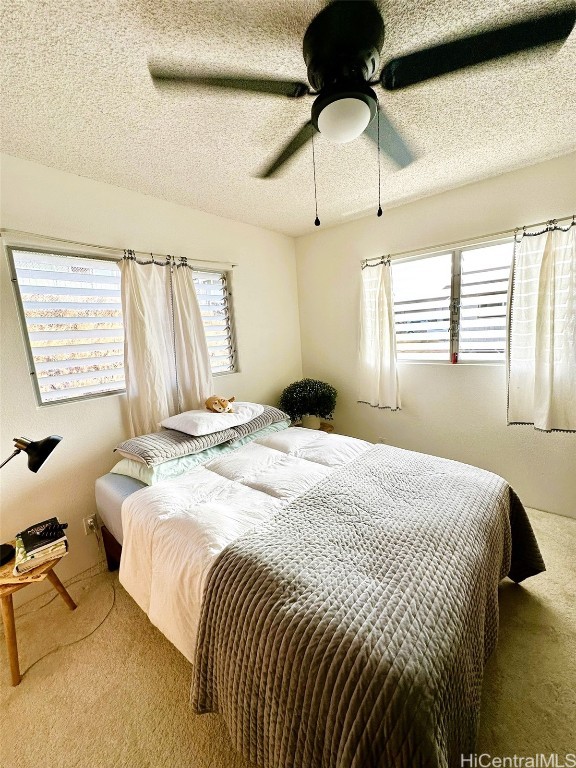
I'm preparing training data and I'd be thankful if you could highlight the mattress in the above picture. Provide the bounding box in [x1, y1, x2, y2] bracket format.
[95, 472, 145, 545]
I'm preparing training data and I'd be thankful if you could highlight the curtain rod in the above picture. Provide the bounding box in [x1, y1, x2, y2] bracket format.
[361, 213, 575, 266]
[0, 227, 236, 268]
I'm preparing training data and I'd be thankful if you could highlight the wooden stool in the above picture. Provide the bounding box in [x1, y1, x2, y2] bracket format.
[0, 546, 76, 686]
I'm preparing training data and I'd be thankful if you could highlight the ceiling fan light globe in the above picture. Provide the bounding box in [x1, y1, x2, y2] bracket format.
[317, 97, 371, 144]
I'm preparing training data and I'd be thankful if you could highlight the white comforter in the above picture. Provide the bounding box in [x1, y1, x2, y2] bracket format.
[119, 427, 370, 662]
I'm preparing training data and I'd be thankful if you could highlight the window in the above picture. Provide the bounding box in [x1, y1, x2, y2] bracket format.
[458, 243, 512, 361]
[9, 249, 237, 405]
[392, 253, 452, 361]
[193, 270, 237, 374]
[391, 240, 514, 362]
[10, 250, 125, 404]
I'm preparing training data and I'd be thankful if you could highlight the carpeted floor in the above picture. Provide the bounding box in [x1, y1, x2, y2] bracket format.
[1, 508, 574, 767]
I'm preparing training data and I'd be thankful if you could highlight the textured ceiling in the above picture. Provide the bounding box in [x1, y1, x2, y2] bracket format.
[2, 0, 575, 236]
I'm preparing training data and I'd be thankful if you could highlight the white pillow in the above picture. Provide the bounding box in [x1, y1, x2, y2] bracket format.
[160, 402, 265, 436]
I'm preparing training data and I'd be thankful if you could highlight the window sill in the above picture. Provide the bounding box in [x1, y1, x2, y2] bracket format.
[397, 360, 505, 366]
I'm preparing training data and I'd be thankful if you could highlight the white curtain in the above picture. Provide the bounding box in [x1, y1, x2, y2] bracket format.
[508, 224, 576, 432]
[357, 260, 401, 410]
[120, 259, 213, 436]
[172, 264, 213, 413]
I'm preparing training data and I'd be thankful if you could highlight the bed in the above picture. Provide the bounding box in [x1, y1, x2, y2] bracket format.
[97, 418, 545, 768]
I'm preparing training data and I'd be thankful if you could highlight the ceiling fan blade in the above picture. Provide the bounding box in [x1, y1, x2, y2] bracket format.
[258, 122, 317, 178]
[149, 64, 310, 98]
[381, 8, 576, 90]
[364, 106, 415, 169]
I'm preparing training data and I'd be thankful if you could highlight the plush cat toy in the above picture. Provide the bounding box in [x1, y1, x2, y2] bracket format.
[205, 395, 236, 413]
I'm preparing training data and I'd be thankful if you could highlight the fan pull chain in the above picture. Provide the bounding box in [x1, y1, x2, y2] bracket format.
[312, 132, 320, 226]
[376, 107, 382, 217]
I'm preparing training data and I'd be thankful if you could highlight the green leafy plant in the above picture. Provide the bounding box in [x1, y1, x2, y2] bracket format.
[279, 378, 338, 423]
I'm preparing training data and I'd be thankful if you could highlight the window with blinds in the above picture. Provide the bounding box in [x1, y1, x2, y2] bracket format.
[391, 239, 513, 362]
[392, 253, 452, 360]
[10, 250, 125, 403]
[458, 242, 513, 361]
[192, 270, 236, 375]
[9, 250, 237, 405]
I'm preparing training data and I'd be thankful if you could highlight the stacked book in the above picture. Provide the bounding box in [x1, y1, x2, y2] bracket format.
[13, 517, 68, 575]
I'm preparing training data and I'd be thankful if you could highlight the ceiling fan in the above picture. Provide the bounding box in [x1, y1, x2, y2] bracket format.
[149, 1, 576, 179]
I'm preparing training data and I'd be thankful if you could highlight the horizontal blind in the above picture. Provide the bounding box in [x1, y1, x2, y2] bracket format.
[458, 242, 513, 361]
[11, 251, 125, 403]
[193, 270, 236, 374]
[392, 253, 452, 360]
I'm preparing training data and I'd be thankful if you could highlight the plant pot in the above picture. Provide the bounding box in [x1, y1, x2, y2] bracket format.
[301, 414, 321, 429]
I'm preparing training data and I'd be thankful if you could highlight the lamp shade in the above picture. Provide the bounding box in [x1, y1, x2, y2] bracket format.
[14, 435, 62, 473]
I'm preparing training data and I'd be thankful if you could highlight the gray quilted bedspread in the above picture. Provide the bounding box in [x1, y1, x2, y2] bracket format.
[191, 444, 545, 768]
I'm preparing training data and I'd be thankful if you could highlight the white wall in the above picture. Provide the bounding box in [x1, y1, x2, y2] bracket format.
[0, 154, 302, 591]
[295, 152, 576, 519]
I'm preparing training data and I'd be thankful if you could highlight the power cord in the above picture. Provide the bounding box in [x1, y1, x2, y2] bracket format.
[13, 568, 109, 619]
[91, 519, 108, 569]
[22, 579, 116, 676]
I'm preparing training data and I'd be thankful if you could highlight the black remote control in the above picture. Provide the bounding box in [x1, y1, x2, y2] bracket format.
[38, 522, 68, 539]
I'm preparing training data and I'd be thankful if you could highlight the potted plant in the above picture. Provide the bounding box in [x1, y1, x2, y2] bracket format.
[279, 378, 338, 429]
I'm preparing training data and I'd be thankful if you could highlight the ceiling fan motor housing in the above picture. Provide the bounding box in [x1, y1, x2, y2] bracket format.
[303, 0, 385, 92]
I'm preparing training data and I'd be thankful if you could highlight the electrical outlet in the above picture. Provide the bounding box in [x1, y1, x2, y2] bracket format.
[83, 515, 97, 536]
